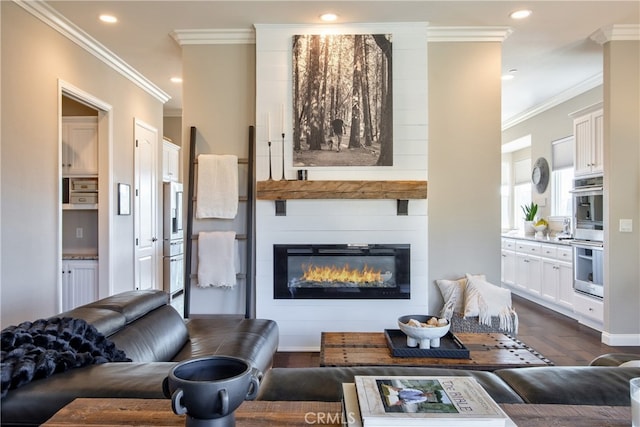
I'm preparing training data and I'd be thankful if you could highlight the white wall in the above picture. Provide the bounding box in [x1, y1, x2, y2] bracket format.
[254, 23, 429, 350]
[1, 3, 164, 326]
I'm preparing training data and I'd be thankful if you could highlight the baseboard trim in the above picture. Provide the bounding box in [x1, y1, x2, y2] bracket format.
[601, 331, 640, 346]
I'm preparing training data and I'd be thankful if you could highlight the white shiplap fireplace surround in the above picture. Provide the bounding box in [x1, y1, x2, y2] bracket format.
[255, 23, 429, 351]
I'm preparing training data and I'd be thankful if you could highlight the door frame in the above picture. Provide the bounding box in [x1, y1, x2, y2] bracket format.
[58, 80, 113, 308]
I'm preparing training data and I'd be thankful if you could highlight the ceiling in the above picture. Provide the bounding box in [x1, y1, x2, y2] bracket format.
[46, 1, 639, 126]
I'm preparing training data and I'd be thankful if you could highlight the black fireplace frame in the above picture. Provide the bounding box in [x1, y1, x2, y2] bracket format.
[273, 244, 410, 299]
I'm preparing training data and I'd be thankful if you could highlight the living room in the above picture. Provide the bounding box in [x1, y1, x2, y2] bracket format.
[2, 0, 638, 345]
[1, 2, 640, 424]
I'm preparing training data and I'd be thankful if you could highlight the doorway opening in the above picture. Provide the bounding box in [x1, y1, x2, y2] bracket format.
[59, 80, 112, 311]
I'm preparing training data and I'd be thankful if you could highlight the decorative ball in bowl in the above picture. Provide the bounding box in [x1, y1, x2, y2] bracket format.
[397, 315, 450, 349]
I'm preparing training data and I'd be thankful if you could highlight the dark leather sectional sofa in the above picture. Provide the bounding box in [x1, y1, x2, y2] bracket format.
[2, 290, 639, 426]
[1, 290, 279, 426]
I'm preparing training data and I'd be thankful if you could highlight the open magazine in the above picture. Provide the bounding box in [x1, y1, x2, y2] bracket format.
[345, 376, 515, 427]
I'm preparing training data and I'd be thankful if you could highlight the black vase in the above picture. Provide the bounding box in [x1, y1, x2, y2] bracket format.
[162, 356, 260, 427]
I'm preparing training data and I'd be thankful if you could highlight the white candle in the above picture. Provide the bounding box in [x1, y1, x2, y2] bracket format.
[267, 112, 271, 141]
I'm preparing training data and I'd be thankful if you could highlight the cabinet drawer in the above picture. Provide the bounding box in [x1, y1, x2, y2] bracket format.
[72, 179, 98, 191]
[502, 239, 516, 250]
[556, 247, 573, 262]
[516, 241, 541, 255]
[540, 244, 557, 259]
[573, 292, 603, 322]
[70, 193, 98, 204]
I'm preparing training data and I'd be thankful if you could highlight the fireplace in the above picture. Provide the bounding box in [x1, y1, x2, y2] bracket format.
[273, 244, 410, 299]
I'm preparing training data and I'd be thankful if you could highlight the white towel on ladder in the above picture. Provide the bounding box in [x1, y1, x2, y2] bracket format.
[196, 154, 238, 219]
[197, 231, 239, 289]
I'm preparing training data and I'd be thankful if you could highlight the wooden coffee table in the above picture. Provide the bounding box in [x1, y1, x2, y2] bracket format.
[320, 331, 553, 370]
[44, 398, 631, 427]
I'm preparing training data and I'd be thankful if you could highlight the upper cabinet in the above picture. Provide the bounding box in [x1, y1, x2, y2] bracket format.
[571, 103, 603, 177]
[62, 116, 98, 176]
[162, 138, 180, 182]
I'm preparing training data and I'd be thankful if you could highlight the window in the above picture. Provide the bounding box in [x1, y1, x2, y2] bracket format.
[501, 160, 511, 230]
[513, 158, 532, 228]
[551, 136, 574, 217]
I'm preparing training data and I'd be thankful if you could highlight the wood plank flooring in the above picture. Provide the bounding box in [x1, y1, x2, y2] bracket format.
[273, 294, 640, 368]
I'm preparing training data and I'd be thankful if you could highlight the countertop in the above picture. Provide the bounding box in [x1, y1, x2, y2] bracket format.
[501, 231, 574, 246]
[63, 254, 99, 260]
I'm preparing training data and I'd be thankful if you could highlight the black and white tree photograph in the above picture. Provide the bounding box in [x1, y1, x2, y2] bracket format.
[292, 33, 393, 167]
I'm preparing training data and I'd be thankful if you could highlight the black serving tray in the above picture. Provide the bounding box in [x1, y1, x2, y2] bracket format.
[384, 329, 470, 359]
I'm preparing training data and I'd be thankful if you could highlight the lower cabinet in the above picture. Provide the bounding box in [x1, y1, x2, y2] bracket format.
[502, 238, 574, 317]
[62, 260, 98, 311]
[573, 290, 604, 330]
[540, 251, 574, 310]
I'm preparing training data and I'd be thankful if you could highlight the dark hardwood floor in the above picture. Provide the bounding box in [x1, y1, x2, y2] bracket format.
[273, 294, 640, 368]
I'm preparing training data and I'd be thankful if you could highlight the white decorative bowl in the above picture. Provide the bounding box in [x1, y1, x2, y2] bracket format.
[397, 315, 450, 349]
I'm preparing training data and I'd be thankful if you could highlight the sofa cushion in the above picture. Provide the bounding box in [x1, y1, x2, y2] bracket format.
[495, 366, 640, 406]
[172, 317, 279, 375]
[257, 366, 525, 404]
[108, 305, 188, 362]
[55, 307, 126, 337]
[85, 290, 168, 324]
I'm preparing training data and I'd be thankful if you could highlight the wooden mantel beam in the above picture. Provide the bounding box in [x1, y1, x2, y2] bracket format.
[256, 180, 427, 200]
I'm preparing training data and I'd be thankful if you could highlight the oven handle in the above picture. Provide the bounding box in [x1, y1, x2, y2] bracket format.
[570, 186, 603, 195]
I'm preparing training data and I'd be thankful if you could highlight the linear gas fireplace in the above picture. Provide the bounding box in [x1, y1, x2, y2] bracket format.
[273, 244, 410, 299]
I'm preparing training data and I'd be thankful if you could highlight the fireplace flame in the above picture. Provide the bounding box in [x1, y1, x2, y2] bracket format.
[301, 263, 383, 284]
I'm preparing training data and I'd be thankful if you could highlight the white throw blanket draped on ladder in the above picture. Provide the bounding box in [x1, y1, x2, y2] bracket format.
[197, 231, 239, 289]
[196, 154, 238, 219]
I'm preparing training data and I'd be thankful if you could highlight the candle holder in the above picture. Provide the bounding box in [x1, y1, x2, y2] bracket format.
[281, 133, 286, 181]
[267, 141, 273, 181]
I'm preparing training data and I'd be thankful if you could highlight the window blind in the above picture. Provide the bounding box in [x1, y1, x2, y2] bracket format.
[552, 136, 574, 170]
[514, 159, 531, 185]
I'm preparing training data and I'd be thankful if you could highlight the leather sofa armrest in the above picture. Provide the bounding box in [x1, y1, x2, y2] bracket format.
[1, 363, 176, 426]
[495, 366, 640, 406]
[590, 353, 640, 366]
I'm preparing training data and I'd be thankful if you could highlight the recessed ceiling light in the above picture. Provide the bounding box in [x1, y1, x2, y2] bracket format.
[509, 9, 532, 20]
[170, 77, 183, 84]
[99, 14, 118, 24]
[320, 13, 338, 22]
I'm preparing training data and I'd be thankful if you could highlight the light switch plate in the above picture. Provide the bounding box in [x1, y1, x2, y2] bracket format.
[619, 219, 633, 233]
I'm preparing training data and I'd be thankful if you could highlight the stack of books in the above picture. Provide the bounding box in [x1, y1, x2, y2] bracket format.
[342, 376, 516, 427]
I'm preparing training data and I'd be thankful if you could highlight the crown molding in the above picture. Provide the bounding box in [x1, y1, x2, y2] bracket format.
[172, 24, 510, 45]
[501, 73, 603, 130]
[171, 29, 255, 45]
[427, 26, 513, 42]
[14, 0, 170, 104]
[591, 24, 640, 44]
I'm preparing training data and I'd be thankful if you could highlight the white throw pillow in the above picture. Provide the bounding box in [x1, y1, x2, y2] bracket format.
[436, 274, 486, 315]
[464, 276, 512, 318]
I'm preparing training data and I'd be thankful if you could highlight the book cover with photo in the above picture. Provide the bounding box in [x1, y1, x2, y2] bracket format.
[352, 376, 513, 426]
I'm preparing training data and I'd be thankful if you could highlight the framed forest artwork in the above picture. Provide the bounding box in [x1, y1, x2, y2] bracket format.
[292, 33, 393, 167]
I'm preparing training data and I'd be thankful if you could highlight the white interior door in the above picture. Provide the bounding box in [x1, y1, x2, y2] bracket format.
[134, 119, 159, 290]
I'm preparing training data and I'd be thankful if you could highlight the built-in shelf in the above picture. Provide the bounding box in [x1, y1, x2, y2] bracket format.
[256, 180, 427, 200]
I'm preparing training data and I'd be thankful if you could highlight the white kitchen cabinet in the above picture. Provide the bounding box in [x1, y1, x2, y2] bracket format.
[502, 237, 574, 316]
[501, 239, 516, 286]
[515, 251, 541, 296]
[62, 117, 99, 176]
[62, 259, 98, 311]
[573, 290, 604, 330]
[541, 255, 573, 310]
[571, 104, 603, 177]
[162, 139, 180, 182]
